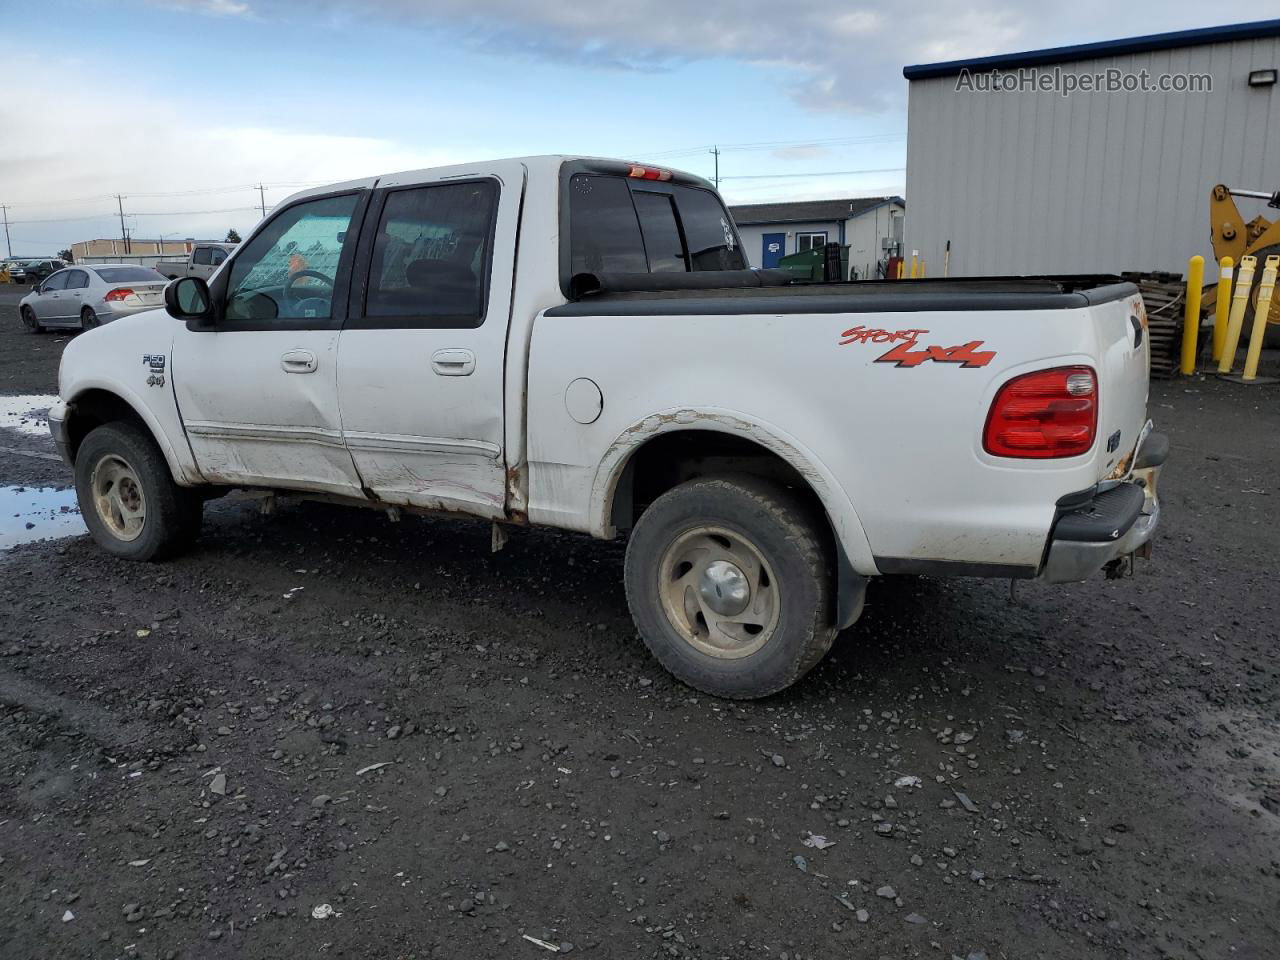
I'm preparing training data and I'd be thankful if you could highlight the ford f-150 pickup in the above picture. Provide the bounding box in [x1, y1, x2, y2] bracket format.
[49, 156, 1166, 698]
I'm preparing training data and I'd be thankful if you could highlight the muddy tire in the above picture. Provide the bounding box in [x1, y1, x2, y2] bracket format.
[20, 306, 42, 333]
[624, 475, 835, 699]
[74, 422, 203, 561]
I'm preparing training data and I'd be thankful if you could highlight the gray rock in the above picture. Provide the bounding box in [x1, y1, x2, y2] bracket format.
[875, 885, 896, 899]
[904, 912, 927, 924]
[209, 774, 227, 796]
[311, 794, 331, 808]
[771, 754, 785, 767]
[856, 908, 870, 923]
[386, 725, 402, 740]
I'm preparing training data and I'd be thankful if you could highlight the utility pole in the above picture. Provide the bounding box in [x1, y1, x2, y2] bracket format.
[1, 204, 11, 258]
[709, 146, 721, 189]
[256, 184, 267, 218]
[116, 195, 130, 253]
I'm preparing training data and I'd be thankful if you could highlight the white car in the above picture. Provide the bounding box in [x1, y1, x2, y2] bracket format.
[19, 264, 169, 332]
[48, 155, 1165, 699]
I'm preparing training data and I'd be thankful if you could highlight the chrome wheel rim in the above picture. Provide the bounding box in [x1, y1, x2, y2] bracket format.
[91, 454, 146, 541]
[658, 525, 779, 659]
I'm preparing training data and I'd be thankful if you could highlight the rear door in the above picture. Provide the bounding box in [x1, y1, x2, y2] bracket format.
[336, 163, 522, 518]
[63, 269, 90, 321]
[190, 245, 215, 280]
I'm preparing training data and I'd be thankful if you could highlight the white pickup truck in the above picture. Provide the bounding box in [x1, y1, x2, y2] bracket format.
[49, 156, 1165, 698]
[154, 242, 236, 281]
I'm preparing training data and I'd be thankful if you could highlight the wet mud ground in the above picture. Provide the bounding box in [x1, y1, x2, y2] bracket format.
[1, 286, 1278, 959]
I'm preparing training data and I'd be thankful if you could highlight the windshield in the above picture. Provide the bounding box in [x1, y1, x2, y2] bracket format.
[93, 266, 167, 283]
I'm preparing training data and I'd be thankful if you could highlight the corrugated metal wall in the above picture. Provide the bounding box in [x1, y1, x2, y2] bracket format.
[904, 36, 1280, 277]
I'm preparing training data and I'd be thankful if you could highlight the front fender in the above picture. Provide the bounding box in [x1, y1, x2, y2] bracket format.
[590, 406, 879, 576]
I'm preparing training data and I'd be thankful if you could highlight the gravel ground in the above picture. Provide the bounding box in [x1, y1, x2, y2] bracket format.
[1, 285, 1278, 960]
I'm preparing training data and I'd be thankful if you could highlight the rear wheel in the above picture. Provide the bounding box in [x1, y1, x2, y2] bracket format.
[74, 422, 203, 561]
[624, 475, 835, 699]
[20, 306, 42, 333]
[81, 306, 100, 329]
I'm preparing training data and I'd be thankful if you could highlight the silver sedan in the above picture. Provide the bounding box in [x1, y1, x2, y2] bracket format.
[19, 264, 169, 332]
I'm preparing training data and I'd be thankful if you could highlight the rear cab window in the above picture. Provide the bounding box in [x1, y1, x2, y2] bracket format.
[564, 164, 745, 289]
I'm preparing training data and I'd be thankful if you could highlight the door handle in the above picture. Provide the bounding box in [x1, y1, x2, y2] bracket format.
[281, 349, 318, 374]
[431, 348, 475, 376]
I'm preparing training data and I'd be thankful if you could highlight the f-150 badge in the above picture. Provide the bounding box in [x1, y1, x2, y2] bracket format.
[838, 326, 995, 368]
[143, 353, 166, 387]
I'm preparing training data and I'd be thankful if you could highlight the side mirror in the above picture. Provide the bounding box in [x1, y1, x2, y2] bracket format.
[165, 276, 213, 322]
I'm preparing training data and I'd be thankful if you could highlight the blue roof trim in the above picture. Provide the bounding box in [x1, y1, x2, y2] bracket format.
[903, 18, 1280, 80]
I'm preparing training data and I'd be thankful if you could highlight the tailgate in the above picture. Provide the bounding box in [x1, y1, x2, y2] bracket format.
[1090, 290, 1151, 479]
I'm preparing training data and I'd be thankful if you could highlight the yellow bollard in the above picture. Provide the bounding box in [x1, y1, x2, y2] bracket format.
[896, 259, 904, 279]
[919, 260, 926, 278]
[1218, 256, 1257, 373]
[1212, 256, 1233, 362]
[1242, 255, 1279, 381]
[909, 251, 918, 279]
[1180, 255, 1204, 375]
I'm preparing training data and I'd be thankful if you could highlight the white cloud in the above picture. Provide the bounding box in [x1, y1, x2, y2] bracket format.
[0, 55, 459, 252]
[226, 0, 1263, 112]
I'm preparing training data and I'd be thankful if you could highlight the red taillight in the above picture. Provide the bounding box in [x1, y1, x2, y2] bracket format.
[104, 288, 134, 302]
[983, 366, 1098, 458]
[627, 163, 673, 181]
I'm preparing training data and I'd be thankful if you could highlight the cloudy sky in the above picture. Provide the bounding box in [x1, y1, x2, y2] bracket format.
[0, 0, 1261, 254]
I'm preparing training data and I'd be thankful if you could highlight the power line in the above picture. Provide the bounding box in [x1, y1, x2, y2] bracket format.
[719, 167, 906, 182]
[1, 205, 11, 258]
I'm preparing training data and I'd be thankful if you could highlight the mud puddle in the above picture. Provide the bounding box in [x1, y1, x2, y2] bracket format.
[0, 485, 84, 549]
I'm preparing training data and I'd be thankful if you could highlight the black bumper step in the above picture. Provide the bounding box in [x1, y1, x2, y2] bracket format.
[1053, 483, 1146, 542]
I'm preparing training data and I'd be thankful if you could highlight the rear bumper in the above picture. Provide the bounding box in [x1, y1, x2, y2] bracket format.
[1040, 432, 1166, 584]
[48, 399, 72, 465]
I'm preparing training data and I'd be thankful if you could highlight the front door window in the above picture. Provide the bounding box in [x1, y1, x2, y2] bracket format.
[224, 194, 359, 323]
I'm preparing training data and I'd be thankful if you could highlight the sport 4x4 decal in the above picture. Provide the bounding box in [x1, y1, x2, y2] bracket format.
[838, 325, 995, 368]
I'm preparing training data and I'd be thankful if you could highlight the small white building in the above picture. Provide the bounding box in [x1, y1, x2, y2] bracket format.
[903, 18, 1280, 277]
[729, 196, 905, 279]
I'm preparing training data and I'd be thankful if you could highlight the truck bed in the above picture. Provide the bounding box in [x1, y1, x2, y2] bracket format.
[549, 273, 1139, 317]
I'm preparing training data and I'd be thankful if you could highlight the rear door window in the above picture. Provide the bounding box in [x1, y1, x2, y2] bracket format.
[65, 270, 89, 289]
[192, 247, 213, 265]
[362, 180, 497, 327]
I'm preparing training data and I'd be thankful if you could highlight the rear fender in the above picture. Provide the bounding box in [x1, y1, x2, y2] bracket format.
[591, 407, 878, 578]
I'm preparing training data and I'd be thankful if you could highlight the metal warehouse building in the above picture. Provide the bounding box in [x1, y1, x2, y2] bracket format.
[902, 19, 1280, 277]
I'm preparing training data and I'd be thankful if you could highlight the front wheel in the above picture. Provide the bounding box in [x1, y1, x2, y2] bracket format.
[74, 422, 203, 561]
[624, 476, 835, 699]
[20, 306, 42, 333]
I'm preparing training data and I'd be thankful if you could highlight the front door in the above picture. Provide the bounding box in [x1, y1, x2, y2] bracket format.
[173, 188, 373, 496]
[33, 269, 71, 323]
[761, 232, 785, 269]
[336, 166, 520, 518]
